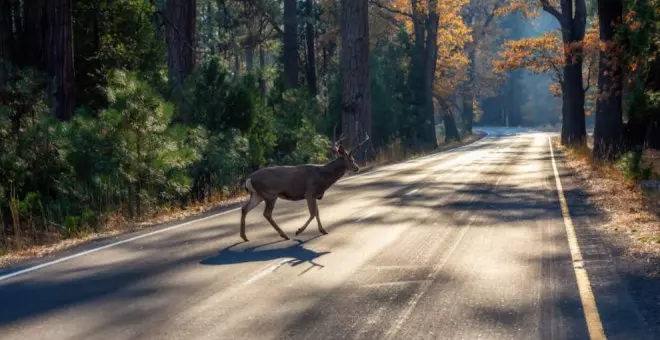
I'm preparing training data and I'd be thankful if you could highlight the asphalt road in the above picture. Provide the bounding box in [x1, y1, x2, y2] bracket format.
[0, 127, 653, 340]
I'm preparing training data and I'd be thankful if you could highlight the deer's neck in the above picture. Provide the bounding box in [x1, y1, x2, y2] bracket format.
[318, 158, 347, 188]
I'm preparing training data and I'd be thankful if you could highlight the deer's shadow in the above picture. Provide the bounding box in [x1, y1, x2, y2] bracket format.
[199, 237, 331, 273]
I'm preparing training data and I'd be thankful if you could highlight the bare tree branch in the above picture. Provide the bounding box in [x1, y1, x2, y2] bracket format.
[369, 0, 412, 18]
[245, 0, 284, 36]
[539, 0, 562, 22]
[372, 9, 407, 30]
[478, 3, 501, 38]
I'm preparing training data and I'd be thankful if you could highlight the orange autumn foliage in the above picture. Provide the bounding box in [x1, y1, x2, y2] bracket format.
[493, 22, 599, 98]
[377, 0, 472, 96]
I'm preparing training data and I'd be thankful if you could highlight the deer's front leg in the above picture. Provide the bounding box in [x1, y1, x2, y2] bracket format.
[263, 198, 289, 240]
[295, 195, 318, 236]
[315, 199, 327, 235]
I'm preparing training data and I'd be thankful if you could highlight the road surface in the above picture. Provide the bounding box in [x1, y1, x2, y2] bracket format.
[0, 127, 653, 339]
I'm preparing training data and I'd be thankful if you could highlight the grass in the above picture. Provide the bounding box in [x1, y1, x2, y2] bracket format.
[0, 129, 486, 269]
[556, 138, 660, 274]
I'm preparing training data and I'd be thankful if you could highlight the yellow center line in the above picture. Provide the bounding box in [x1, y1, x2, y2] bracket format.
[548, 137, 607, 340]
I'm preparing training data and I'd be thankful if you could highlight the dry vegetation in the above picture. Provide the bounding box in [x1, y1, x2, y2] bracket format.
[0, 131, 486, 269]
[557, 139, 660, 276]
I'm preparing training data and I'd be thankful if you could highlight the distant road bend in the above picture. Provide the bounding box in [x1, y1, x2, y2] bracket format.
[0, 127, 652, 340]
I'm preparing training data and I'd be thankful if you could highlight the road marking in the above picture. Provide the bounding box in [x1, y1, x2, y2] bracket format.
[405, 188, 419, 196]
[355, 211, 376, 223]
[548, 138, 607, 340]
[243, 259, 289, 286]
[383, 213, 477, 340]
[0, 207, 241, 282]
[383, 162, 509, 340]
[362, 279, 432, 288]
[0, 130, 490, 282]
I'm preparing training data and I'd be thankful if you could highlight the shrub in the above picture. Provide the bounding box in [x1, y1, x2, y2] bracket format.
[185, 56, 257, 133]
[270, 87, 330, 165]
[1, 61, 334, 252]
[616, 150, 653, 181]
[66, 70, 201, 218]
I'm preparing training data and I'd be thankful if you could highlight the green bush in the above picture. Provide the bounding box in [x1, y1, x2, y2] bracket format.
[266, 86, 329, 164]
[616, 150, 653, 181]
[67, 70, 201, 217]
[1, 69, 204, 247]
[185, 56, 258, 133]
[189, 128, 250, 200]
[1, 61, 334, 250]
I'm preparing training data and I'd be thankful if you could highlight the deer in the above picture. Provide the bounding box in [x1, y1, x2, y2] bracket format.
[239, 127, 370, 242]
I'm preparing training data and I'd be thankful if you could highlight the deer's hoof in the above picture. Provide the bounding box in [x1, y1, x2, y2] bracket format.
[280, 234, 290, 240]
[295, 228, 303, 236]
[319, 229, 328, 235]
[240, 234, 249, 242]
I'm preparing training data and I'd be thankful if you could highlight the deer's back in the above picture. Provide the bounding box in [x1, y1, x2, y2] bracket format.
[249, 165, 318, 201]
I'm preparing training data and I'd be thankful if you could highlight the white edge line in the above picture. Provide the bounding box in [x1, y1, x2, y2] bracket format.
[243, 259, 289, 286]
[405, 188, 419, 196]
[355, 211, 376, 223]
[0, 207, 240, 282]
[0, 130, 491, 283]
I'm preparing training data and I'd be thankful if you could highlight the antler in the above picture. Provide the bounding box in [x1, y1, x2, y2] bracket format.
[332, 123, 346, 152]
[354, 133, 370, 149]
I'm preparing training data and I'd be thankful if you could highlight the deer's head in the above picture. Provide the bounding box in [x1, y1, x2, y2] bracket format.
[331, 125, 370, 173]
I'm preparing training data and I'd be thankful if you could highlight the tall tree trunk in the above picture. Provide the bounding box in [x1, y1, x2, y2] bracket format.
[443, 112, 460, 142]
[421, 0, 439, 148]
[461, 48, 476, 133]
[407, 0, 427, 147]
[259, 45, 267, 95]
[166, 0, 196, 123]
[462, 93, 474, 133]
[646, 54, 660, 149]
[647, 119, 660, 149]
[593, 0, 623, 160]
[321, 39, 336, 78]
[561, 62, 587, 145]
[340, 0, 371, 158]
[283, 0, 298, 88]
[438, 99, 460, 142]
[233, 51, 241, 76]
[557, 0, 587, 146]
[45, 0, 76, 121]
[0, 0, 13, 65]
[305, 0, 318, 95]
[205, 0, 215, 55]
[246, 42, 254, 72]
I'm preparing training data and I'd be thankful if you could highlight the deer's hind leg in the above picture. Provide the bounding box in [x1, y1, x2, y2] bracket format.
[296, 195, 324, 236]
[263, 197, 290, 240]
[240, 192, 263, 242]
